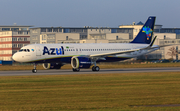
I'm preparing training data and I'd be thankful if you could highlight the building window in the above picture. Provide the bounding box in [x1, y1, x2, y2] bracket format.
[18, 31, 23, 34]
[59, 28, 62, 32]
[80, 35, 87, 40]
[2, 28, 10, 31]
[18, 37, 23, 41]
[116, 36, 118, 40]
[32, 35, 38, 40]
[41, 28, 46, 32]
[111, 29, 117, 33]
[164, 35, 166, 39]
[31, 29, 38, 33]
[47, 28, 52, 32]
[66, 36, 68, 40]
[12, 44, 17, 48]
[21, 28, 27, 31]
[12, 50, 17, 54]
[42, 35, 46, 40]
[53, 28, 58, 32]
[12, 38, 17, 41]
[11, 28, 19, 31]
[24, 38, 27, 41]
[18, 44, 23, 48]
[64, 29, 70, 33]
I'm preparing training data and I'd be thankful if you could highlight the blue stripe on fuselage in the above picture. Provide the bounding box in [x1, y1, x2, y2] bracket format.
[32, 56, 130, 64]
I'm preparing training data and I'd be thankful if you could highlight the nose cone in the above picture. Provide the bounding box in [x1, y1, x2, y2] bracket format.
[12, 53, 19, 62]
[12, 52, 31, 62]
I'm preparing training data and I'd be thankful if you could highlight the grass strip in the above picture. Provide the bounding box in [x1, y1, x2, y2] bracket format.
[0, 72, 180, 110]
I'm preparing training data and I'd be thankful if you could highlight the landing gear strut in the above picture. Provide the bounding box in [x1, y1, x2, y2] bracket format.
[32, 63, 37, 73]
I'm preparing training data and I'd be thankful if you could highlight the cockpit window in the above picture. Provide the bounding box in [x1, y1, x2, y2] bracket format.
[19, 49, 30, 52]
[19, 49, 23, 52]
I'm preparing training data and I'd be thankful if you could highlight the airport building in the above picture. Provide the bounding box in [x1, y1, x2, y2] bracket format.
[0, 26, 31, 63]
[30, 27, 133, 44]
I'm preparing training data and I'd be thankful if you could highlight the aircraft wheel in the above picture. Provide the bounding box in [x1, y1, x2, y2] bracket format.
[92, 66, 95, 71]
[92, 66, 100, 71]
[73, 68, 80, 72]
[32, 69, 37, 73]
[95, 66, 100, 71]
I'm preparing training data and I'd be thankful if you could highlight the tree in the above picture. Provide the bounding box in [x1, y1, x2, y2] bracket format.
[166, 46, 178, 60]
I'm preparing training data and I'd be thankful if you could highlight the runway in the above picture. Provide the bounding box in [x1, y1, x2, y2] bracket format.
[0, 67, 180, 76]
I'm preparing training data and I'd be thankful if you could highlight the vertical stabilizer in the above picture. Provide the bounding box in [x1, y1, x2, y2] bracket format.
[131, 16, 156, 44]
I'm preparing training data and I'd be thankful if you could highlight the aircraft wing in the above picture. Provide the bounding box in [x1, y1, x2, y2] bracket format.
[89, 48, 141, 57]
[146, 44, 179, 50]
[144, 36, 180, 49]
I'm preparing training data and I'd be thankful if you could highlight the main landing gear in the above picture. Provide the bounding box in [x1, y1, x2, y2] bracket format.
[72, 66, 99, 72]
[32, 63, 37, 73]
[91, 59, 100, 71]
[72, 68, 80, 72]
[92, 66, 100, 71]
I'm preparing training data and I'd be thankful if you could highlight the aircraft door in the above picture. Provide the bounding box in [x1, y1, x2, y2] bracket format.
[76, 48, 78, 54]
[36, 46, 41, 57]
[79, 48, 82, 54]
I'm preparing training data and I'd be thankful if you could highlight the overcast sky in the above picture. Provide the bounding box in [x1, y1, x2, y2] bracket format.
[0, 0, 179, 28]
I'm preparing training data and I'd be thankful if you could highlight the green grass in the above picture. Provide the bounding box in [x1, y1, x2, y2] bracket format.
[1, 62, 180, 71]
[1, 72, 180, 110]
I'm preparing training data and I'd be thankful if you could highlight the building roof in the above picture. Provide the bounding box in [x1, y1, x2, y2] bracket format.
[0, 25, 33, 27]
[136, 21, 144, 25]
[30, 26, 134, 29]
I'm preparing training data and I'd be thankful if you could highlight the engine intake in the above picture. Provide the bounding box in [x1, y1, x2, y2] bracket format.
[71, 57, 92, 69]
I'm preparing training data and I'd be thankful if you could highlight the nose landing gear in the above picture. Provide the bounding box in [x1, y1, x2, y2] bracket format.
[32, 63, 37, 73]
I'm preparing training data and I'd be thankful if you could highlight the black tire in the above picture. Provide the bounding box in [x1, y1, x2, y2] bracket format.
[95, 66, 100, 71]
[72, 68, 80, 72]
[92, 66, 100, 71]
[92, 66, 95, 71]
[32, 69, 37, 73]
[76, 68, 80, 72]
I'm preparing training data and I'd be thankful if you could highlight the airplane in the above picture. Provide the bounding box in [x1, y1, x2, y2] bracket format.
[13, 16, 160, 73]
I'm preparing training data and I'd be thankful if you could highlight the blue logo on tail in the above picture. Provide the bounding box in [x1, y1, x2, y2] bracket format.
[142, 26, 152, 40]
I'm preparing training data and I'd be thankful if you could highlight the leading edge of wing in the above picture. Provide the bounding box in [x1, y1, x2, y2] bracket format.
[89, 48, 141, 57]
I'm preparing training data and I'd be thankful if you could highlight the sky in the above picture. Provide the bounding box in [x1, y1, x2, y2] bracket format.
[0, 0, 180, 28]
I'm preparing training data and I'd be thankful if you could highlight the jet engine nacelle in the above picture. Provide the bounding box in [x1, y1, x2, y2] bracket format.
[71, 57, 92, 69]
[42, 63, 62, 69]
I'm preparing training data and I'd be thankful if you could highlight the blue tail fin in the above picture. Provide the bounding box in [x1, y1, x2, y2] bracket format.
[130, 16, 156, 44]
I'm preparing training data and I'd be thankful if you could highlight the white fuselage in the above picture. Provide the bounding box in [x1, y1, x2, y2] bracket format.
[12, 43, 159, 63]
